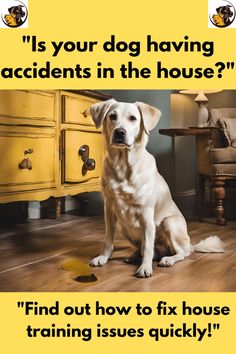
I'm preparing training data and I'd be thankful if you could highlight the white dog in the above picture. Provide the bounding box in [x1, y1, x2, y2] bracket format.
[89, 99, 223, 278]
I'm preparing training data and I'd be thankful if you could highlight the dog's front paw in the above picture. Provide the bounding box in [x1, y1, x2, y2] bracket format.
[136, 264, 153, 278]
[159, 256, 175, 267]
[90, 255, 109, 267]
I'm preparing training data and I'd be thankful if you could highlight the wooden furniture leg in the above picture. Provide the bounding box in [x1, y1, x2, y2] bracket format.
[212, 178, 226, 225]
[55, 197, 61, 218]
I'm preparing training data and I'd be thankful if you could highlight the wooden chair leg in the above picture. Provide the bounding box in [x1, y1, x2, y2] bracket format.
[212, 178, 226, 225]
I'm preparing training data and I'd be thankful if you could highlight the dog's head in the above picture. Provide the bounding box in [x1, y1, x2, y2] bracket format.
[90, 99, 161, 149]
[212, 13, 225, 26]
[216, 5, 233, 23]
[8, 5, 25, 24]
[217, 5, 233, 17]
[4, 14, 17, 26]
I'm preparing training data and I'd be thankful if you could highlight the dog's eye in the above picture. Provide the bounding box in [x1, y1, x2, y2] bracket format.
[109, 114, 117, 121]
[129, 115, 137, 121]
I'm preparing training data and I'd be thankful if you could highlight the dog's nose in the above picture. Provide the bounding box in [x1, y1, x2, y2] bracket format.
[114, 128, 126, 139]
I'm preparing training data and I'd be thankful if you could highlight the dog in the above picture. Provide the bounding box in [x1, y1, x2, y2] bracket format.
[8, 5, 25, 26]
[216, 5, 233, 26]
[89, 99, 224, 278]
[4, 14, 17, 26]
[212, 14, 225, 26]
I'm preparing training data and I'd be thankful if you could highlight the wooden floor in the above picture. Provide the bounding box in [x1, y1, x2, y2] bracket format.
[0, 214, 235, 292]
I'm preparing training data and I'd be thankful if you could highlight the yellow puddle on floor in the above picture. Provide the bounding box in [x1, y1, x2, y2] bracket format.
[60, 259, 97, 283]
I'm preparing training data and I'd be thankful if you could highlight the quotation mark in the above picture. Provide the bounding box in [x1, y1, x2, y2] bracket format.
[213, 323, 220, 330]
[17, 301, 24, 308]
[22, 35, 30, 43]
[226, 62, 234, 69]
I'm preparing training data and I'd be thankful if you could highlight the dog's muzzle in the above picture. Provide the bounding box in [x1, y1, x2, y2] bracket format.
[112, 128, 127, 145]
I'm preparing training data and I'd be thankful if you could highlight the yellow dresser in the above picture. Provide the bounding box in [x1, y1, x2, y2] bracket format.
[0, 90, 108, 205]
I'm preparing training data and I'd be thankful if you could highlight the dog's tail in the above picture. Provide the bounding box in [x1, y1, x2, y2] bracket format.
[192, 235, 224, 253]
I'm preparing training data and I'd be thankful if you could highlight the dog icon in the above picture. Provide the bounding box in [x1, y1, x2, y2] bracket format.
[211, 2, 236, 27]
[1, 2, 28, 28]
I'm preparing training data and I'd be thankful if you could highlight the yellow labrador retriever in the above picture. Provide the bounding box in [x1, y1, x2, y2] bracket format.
[90, 99, 223, 278]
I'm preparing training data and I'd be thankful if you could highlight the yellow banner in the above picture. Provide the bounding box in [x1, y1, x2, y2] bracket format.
[0, 292, 235, 354]
[0, 0, 235, 89]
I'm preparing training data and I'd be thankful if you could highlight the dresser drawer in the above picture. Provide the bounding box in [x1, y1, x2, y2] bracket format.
[62, 94, 98, 126]
[63, 130, 103, 183]
[0, 90, 55, 121]
[0, 126, 55, 192]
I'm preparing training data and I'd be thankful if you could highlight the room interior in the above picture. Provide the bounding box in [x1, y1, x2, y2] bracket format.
[0, 89, 235, 292]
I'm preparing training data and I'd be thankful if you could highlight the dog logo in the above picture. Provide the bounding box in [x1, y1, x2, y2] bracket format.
[1, 0, 28, 28]
[209, 1, 236, 28]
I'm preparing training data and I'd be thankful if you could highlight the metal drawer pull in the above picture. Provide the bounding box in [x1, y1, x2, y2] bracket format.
[79, 145, 89, 160]
[81, 109, 89, 118]
[78, 145, 96, 175]
[19, 148, 34, 170]
[85, 158, 96, 170]
[19, 158, 32, 170]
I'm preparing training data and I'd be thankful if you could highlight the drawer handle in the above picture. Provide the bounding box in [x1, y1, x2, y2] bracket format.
[85, 158, 96, 171]
[79, 145, 89, 161]
[81, 109, 89, 118]
[79, 145, 96, 175]
[24, 148, 34, 154]
[19, 158, 32, 170]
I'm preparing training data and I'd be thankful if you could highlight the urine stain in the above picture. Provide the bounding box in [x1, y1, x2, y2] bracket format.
[60, 259, 97, 283]
[75, 274, 97, 283]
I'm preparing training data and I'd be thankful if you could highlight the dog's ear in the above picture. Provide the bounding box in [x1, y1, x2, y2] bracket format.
[135, 102, 161, 134]
[90, 99, 116, 129]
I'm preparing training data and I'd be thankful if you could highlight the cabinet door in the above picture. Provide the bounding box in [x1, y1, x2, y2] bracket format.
[0, 126, 55, 193]
[63, 130, 103, 183]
